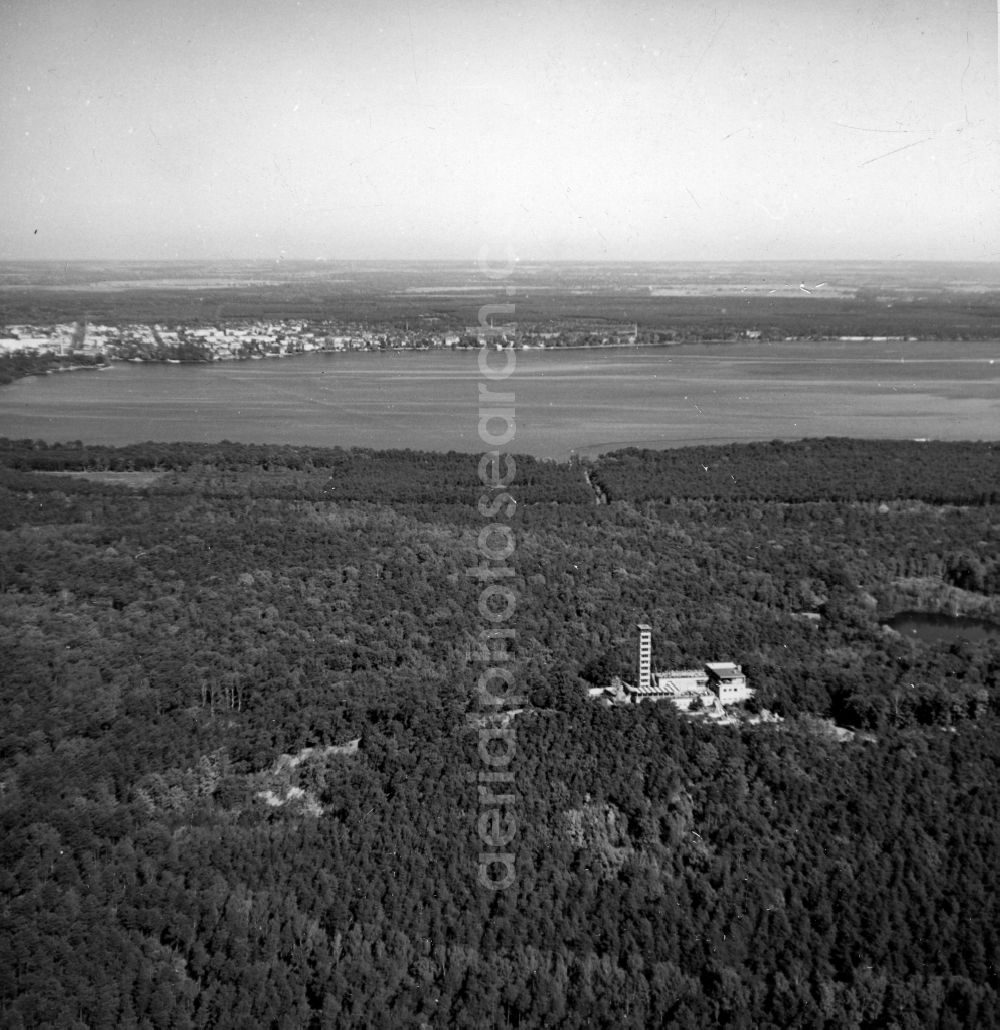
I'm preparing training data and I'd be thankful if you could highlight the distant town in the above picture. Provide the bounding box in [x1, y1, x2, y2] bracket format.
[0, 317, 924, 371]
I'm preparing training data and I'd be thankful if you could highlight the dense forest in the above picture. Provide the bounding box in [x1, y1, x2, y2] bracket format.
[2, 438, 999, 1027]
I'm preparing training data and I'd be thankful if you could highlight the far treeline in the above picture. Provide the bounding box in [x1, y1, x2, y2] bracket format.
[1, 437, 999, 1027]
[2, 284, 999, 339]
[0, 350, 107, 386]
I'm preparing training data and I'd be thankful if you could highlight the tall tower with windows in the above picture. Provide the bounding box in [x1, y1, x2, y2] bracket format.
[636, 623, 652, 692]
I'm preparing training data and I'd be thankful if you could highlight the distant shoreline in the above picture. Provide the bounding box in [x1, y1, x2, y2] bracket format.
[4, 334, 993, 388]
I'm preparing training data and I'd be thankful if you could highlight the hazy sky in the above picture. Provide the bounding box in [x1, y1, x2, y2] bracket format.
[1, 0, 997, 262]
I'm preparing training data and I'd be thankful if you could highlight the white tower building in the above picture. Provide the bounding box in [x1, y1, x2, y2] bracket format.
[636, 623, 652, 693]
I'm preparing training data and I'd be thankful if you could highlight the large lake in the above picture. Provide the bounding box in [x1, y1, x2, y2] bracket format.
[1, 340, 997, 458]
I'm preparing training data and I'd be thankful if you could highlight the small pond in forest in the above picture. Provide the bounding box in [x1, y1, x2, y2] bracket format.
[886, 611, 1000, 646]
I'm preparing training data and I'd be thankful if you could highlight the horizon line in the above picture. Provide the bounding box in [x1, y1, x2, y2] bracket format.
[2, 256, 999, 266]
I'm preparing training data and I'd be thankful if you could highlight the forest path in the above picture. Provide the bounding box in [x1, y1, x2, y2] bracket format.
[582, 467, 608, 505]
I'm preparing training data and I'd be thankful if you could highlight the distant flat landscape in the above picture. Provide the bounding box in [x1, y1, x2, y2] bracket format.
[1, 259, 998, 338]
[2, 341, 997, 458]
[1, 258, 998, 293]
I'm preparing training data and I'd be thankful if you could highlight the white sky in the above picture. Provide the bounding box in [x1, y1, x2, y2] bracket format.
[1, 0, 997, 261]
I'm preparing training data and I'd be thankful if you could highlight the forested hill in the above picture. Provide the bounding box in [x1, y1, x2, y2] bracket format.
[1, 438, 999, 1027]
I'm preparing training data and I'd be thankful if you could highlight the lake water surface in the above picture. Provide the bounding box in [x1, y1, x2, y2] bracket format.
[886, 611, 1000, 646]
[1, 340, 997, 458]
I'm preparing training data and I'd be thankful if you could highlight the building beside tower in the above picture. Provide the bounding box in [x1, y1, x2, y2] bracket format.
[704, 662, 752, 704]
